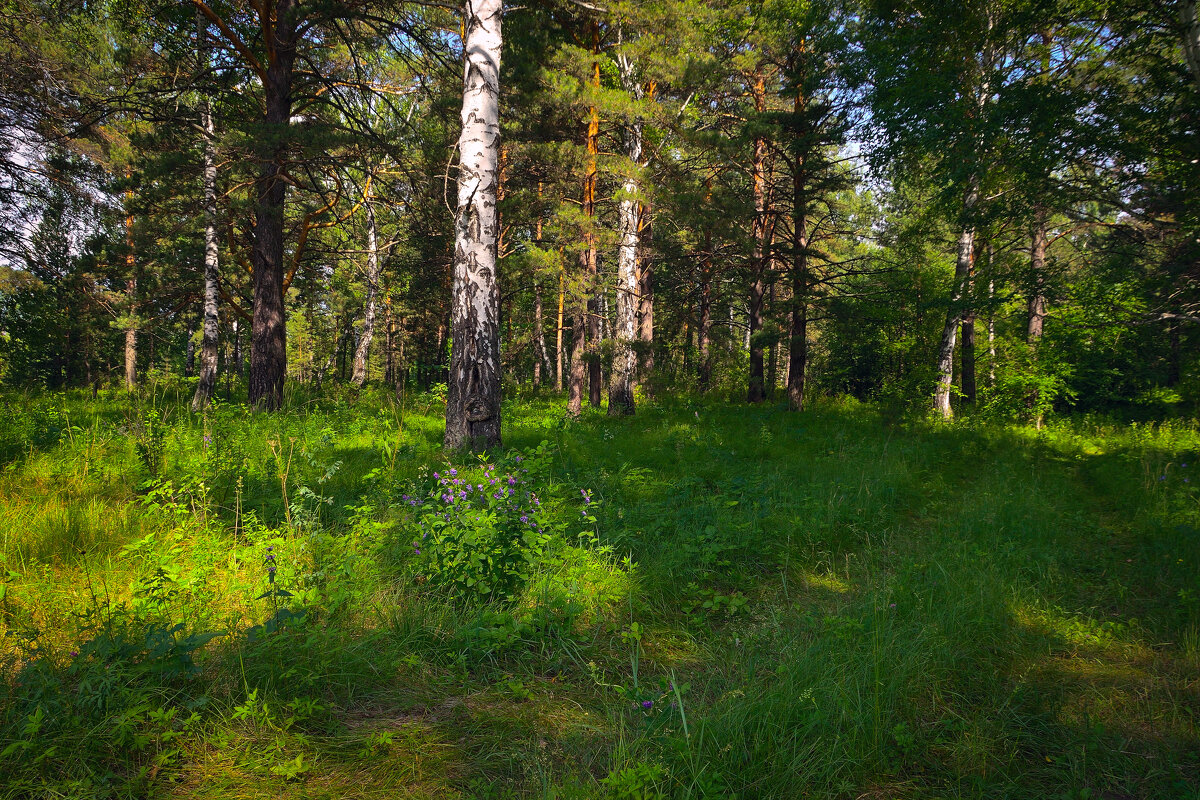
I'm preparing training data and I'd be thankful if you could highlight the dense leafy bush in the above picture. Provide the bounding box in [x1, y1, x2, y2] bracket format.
[406, 452, 553, 604]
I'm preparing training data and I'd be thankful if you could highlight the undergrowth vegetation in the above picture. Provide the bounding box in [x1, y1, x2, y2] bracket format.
[0, 386, 1197, 799]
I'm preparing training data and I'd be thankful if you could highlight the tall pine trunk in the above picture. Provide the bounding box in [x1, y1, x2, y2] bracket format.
[787, 82, 810, 411]
[747, 73, 769, 403]
[586, 25, 602, 408]
[192, 15, 221, 411]
[570, 25, 600, 414]
[787, 198, 808, 411]
[352, 198, 380, 386]
[248, 2, 298, 410]
[444, 0, 503, 450]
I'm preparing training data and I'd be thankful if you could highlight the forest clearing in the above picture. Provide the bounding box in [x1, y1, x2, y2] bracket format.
[0, 390, 1196, 798]
[2, 0, 1200, 796]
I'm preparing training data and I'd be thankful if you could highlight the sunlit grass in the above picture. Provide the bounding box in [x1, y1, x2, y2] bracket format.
[0, 389, 1196, 798]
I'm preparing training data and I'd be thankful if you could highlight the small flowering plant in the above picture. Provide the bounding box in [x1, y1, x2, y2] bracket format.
[406, 458, 552, 604]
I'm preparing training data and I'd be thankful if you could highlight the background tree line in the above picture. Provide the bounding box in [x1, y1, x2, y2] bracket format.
[0, 0, 1196, 423]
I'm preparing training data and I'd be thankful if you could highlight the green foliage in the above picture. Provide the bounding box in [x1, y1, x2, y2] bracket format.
[0, 393, 1197, 800]
[0, 397, 66, 462]
[405, 452, 557, 604]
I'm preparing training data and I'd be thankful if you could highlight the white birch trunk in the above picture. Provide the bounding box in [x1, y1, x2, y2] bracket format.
[351, 198, 380, 386]
[192, 11, 221, 411]
[444, 0, 503, 449]
[933, 216, 976, 418]
[608, 42, 641, 415]
[933, 24, 992, 419]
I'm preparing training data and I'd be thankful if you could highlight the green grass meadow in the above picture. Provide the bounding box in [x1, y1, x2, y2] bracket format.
[0, 387, 1197, 799]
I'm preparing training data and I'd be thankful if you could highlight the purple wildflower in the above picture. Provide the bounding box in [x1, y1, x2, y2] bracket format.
[641, 700, 653, 710]
[449, 468, 457, 477]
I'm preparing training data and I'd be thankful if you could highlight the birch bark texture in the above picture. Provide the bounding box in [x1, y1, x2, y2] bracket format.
[444, 0, 503, 450]
[933, 18, 993, 419]
[123, 177, 137, 390]
[192, 9, 221, 412]
[351, 197, 380, 386]
[608, 40, 642, 416]
[933, 208, 976, 418]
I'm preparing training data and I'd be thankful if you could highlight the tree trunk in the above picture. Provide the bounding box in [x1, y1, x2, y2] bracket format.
[385, 299, 394, 385]
[788, 84, 810, 412]
[533, 280, 551, 386]
[609, 92, 641, 414]
[247, 1, 298, 410]
[232, 318, 241, 378]
[124, 179, 137, 390]
[352, 198, 380, 386]
[987, 258, 996, 388]
[532, 201, 551, 387]
[698, 179, 714, 391]
[1028, 208, 1047, 342]
[787, 202, 808, 412]
[395, 314, 407, 400]
[961, 313, 977, 405]
[580, 25, 602, 409]
[567, 305, 587, 416]
[192, 19, 221, 411]
[556, 266, 565, 391]
[747, 73, 769, 403]
[636, 207, 655, 380]
[185, 316, 197, 377]
[933, 179, 979, 418]
[444, 0, 503, 450]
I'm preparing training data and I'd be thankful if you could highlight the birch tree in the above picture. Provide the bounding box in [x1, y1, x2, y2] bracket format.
[191, 9, 220, 411]
[444, 0, 503, 449]
[607, 28, 643, 415]
[351, 193, 380, 386]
